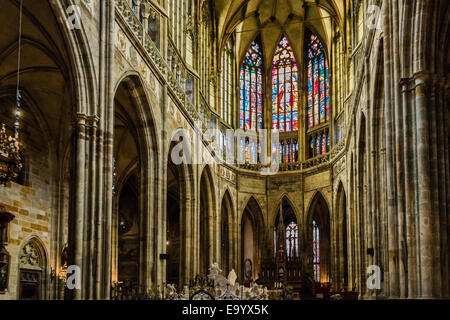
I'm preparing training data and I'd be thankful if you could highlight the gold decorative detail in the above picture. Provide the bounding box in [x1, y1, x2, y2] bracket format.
[0, 124, 22, 185]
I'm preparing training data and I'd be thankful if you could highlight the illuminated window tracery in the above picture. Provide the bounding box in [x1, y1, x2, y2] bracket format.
[271, 35, 298, 132]
[240, 39, 263, 131]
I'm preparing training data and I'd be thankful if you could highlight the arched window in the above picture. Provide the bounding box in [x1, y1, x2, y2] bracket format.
[274, 202, 299, 258]
[286, 221, 298, 258]
[278, 139, 299, 163]
[306, 31, 329, 128]
[220, 41, 233, 124]
[240, 39, 263, 131]
[272, 35, 298, 132]
[313, 220, 320, 282]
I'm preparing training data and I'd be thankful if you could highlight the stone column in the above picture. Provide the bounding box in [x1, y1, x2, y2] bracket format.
[69, 114, 87, 300]
[414, 72, 434, 298]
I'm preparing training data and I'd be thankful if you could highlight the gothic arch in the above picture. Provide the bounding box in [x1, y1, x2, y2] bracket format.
[306, 191, 331, 284]
[334, 181, 349, 290]
[369, 39, 388, 297]
[165, 143, 194, 287]
[272, 194, 299, 225]
[240, 196, 265, 284]
[18, 236, 48, 300]
[112, 74, 159, 292]
[47, 0, 97, 115]
[220, 189, 235, 274]
[199, 164, 216, 275]
[273, 195, 300, 258]
[355, 113, 368, 296]
[114, 72, 161, 150]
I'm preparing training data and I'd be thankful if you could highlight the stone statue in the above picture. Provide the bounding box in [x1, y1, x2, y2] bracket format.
[208, 262, 222, 281]
[227, 269, 237, 286]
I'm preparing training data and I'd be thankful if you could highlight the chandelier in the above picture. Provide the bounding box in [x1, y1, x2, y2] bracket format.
[0, 124, 22, 186]
[0, 0, 23, 186]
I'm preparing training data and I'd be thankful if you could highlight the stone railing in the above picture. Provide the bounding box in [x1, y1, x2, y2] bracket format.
[237, 153, 330, 173]
[115, 0, 198, 120]
[116, 0, 144, 40]
[302, 153, 330, 169]
[352, 43, 365, 85]
[143, 31, 165, 73]
[330, 139, 346, 160]
[279, 162, 302, 172]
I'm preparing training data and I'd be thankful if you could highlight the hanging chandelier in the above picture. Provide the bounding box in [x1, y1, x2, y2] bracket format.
[0, 0, 23, 186]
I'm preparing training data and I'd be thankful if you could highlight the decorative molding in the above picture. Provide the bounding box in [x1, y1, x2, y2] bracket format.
[19, 242, 41, 269]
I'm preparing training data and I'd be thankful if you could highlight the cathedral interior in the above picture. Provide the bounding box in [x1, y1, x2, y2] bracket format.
[0, 0, 449, 300]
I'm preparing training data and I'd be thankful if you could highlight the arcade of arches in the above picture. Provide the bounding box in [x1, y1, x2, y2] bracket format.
[0, 0, 448, 300]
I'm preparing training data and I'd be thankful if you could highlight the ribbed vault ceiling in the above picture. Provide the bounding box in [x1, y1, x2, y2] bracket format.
[213, 0, 344, 65]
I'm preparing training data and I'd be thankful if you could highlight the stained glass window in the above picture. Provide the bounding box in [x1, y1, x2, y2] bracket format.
[279, 140, 299, 163]
[272, 35, 298, 132]
[309, 131, 329, 158]
[240, 39, 263, 131]
[286, 221, 298, 258]
[306, 32, 329, 129]
[313, 220, 320, 282]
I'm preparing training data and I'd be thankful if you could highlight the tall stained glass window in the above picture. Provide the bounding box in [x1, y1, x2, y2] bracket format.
[286, 221, 299, 258]
[240, 39, 263, 131]
[306, 32, 329, 128]
[313, 220, 320, 282]
[272, 35, 298, 132]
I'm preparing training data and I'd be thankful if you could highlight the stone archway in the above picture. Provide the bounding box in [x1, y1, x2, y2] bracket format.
[240, 197, 264, 285]
[112, 74, 159, 295]
[166, 161, 181, 286]
[335, 182, 348, 291]
[306, 192, 331, 290]
[18, 237, 47, 300]
[273, 196, 299, 258]
[220, 190, 234, 275]
[199, 165, 216, 275]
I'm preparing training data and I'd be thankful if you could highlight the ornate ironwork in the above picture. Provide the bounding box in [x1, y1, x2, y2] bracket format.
[0, 124, 22, 186]
[1, 0, 23, 186]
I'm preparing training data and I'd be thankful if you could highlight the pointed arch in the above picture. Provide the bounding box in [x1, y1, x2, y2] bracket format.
[356, 112, 368, 296]
[305, 28, 330, 129]
[273, 195, 299, 258]
[220, 189, 234, 274]
[165, 142, 194, 287]
[271, 34, 299, 132]
[239, 36, 264, 131]
[112, 73, 160, 292]
[18, 236, 48, 300]
[307, 191, 331, 284]
[335, 181, 349, 289]
[199, 165, 216, 275]
[241, 196, 265, 284]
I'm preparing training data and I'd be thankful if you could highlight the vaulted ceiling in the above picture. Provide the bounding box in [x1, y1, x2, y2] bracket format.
[213, 0, 344, 67]
[0, 0, 75, 169]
